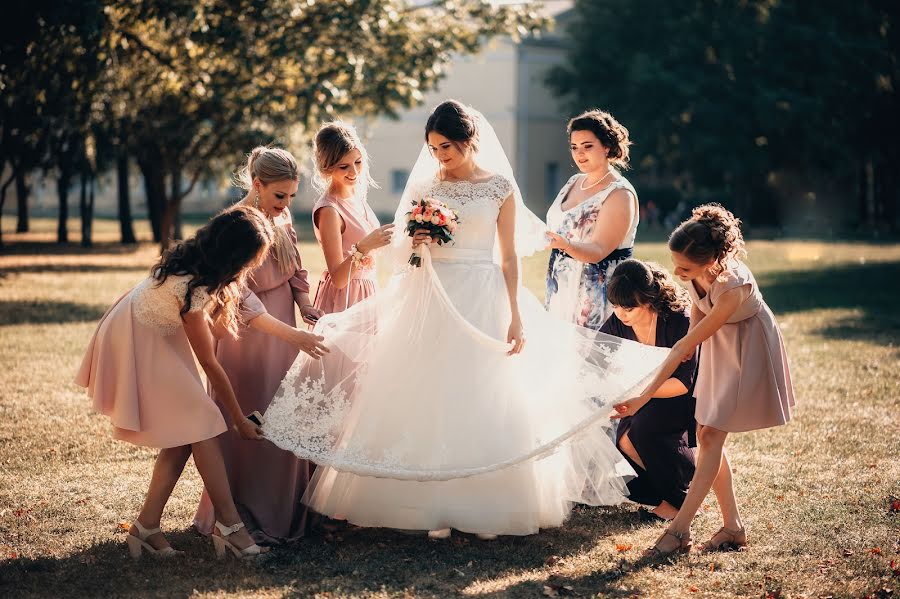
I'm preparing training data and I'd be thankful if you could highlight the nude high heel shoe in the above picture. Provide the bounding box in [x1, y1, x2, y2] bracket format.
[211, 521, 269, 559]
[125, 520, 181, 560]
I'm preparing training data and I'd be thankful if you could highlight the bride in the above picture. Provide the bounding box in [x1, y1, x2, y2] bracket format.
[262, 100, 668, 538]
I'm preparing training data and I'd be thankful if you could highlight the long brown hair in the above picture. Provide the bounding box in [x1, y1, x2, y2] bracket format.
[607, 259, 690, 316]
[668, 203, 747, 274]
[152, 205, 274, 337]
[233, 146, 300, 275]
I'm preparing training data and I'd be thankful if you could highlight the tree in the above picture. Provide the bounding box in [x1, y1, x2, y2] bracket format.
[548, 0, 899, 231]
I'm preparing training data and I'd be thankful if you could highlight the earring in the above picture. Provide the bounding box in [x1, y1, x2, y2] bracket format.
[253, 190, 260, 209]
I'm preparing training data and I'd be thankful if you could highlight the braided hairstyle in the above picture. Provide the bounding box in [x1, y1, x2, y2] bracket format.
[152, 205, 274, 338]
[668, 203, 746, 274]
[607, 259, 691, 317]
[567, 109, 632, 169]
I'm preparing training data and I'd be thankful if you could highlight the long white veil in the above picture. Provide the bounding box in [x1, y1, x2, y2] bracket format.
[386, 107, 548, 273]
[261, 105, 669, 488]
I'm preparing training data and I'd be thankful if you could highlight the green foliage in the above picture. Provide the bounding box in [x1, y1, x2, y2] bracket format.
[549, 0, 899, 230]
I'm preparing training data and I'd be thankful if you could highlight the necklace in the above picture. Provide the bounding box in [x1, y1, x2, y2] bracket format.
[579, 169, 613, 191]
[634, 312, 658, 346]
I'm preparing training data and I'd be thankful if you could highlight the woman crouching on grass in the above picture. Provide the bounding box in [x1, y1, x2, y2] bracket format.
[613, 204, 795, 557]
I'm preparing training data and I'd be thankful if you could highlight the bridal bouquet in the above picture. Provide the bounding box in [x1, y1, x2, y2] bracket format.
[404, 198, 459, 267]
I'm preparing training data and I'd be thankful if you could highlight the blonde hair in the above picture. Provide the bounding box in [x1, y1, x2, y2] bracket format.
[312, 121, 378, 193]
[234, 146, 301, 275]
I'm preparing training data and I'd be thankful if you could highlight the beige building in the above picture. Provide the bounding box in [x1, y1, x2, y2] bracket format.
[357, 2, 575, 217]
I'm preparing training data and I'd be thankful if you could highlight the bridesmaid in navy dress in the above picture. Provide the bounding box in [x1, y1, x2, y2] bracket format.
[601, 259, 698, 520]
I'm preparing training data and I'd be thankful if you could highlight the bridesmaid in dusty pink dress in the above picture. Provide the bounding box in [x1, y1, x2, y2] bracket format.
[614, 204, 795, 558]
[76, 206, 272, 558]
[194, 147, 329, 545]
[311, 121, 393, 313]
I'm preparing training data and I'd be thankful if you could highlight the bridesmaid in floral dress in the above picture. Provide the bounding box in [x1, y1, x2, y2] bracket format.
[194, 147, 329, 545]
[545, 109, 639, 330]
[311, 121, 393, 314]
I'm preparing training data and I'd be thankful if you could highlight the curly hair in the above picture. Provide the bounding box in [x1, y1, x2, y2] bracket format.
[233, 146, 300, 276]
[425, 99, 480, 155]
[607, 259, 691, 316]
[668, 203, 746, 273]
[151, 205, 274, 338]
[567, 109, 632, 169]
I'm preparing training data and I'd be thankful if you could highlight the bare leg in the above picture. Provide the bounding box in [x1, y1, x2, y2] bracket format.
[651, 425, 728, 552]
[711, 448, 743, 530]
[618, 431, 646, 470]
[190, 437, 258, 551]
[133, 445, 192, 550]
[651, 500, 678, 520]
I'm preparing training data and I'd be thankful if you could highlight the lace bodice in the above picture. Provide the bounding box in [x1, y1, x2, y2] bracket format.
[410, 174, 513, 253]
[132, 274, 211, 335]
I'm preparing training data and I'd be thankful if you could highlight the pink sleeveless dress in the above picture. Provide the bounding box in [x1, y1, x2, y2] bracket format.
[75, 274, 227, 448]
[688, 261, 795, 432]
[193, 222, 313, 545]
[312, 193, 379, 313]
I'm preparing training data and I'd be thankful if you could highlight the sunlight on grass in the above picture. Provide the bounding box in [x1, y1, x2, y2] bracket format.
[1, 219, 898, 598]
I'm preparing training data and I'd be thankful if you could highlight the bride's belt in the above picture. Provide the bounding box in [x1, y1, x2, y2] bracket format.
[429, 247, 493, 264]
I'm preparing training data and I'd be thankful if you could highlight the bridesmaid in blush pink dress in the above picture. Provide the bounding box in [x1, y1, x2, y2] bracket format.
[193, 147, 329, 545]
[311, 121, 394, 314]
[613, 204, 795, 558]
[76, 206, 273, 558]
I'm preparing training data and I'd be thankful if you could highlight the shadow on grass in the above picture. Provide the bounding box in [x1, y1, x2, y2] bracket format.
[759, 261, 900, 345]
[0, 241, 147, 257]
[0, 508, 664, 598]
[0, 300, 107, 326]
[0, 263, 148, 277]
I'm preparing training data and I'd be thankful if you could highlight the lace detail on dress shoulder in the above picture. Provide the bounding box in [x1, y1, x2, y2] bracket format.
[429, 173, 512, 208]
[171, 277, 211, 312]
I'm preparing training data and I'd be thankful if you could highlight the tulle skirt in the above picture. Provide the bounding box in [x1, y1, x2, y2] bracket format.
[263, 247, 668, 534]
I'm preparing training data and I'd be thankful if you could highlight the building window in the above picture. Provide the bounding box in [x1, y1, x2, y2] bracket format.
[391, 169, 410, 194]
[545, 162, 560, 203]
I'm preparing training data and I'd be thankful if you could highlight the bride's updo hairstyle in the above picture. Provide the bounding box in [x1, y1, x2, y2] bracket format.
[668, 203, 747, 273]
[425, 99, 480, 154]
[567, 109, 632, 169]
[607, 259, 690, 317]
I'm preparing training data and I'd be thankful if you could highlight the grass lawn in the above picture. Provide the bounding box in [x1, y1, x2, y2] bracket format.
[1, 218, 898, 598]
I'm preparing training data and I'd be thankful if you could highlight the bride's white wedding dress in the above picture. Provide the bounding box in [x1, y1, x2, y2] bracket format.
[262, 136, 669, 534]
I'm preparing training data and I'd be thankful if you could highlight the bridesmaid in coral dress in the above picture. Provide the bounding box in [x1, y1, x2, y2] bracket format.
[311, 121, 394, 314]
[194, 147, 329, 545]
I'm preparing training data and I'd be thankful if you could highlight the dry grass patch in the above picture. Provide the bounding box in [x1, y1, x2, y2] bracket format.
[1, 219, 898, 598]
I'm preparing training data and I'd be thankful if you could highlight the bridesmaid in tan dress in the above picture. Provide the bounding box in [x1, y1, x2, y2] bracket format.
[194, 147, 330, 545]
[613, 204, 795, 557]
[311, 121, 393, 314]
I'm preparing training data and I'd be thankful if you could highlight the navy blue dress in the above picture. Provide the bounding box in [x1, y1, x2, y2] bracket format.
[601, 309, 698, 508]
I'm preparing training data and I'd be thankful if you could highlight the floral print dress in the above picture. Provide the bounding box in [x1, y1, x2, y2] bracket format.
[545, 174, 639, 330]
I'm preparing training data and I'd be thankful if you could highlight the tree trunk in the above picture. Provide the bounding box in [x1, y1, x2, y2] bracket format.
[137, 151, 165, 243]
[57, 171, 70, 244]
[117, 152, 137, 244]
[80, 170, 95, 248]
[159, 168, 185, 253]
[15, 169, 29, 233]
[171, 167, 183, 241]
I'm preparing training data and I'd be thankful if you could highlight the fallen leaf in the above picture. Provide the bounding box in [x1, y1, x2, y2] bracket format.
[545, 555, 563, 567]
[889, 497, 900, 513]
[117, 521, 131, 532]
[615, 543, 632, 553]
[689, 586, 698, 593]
[709, 562, 716, 572]
[775, 494, 785, 501]
[871, 547, 882, 555]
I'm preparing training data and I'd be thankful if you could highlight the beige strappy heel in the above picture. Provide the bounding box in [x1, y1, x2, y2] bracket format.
[211, 521, 268, 559]
[698, 526, 747, 552]
[642, 528, 692, 558]
[125, 520, 181, 560]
